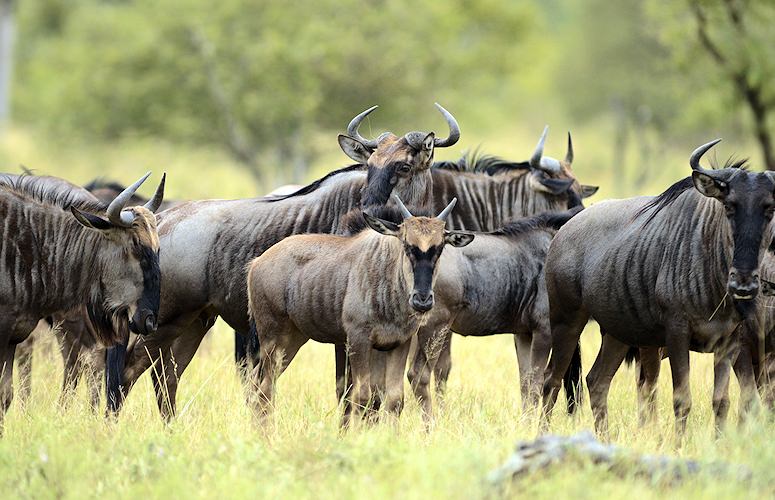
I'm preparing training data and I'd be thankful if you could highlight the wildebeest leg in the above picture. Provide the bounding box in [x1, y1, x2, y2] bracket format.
[665, 322, 691, 444]
[712, 351, 733, 433]
[335, 344, 349, 404]
[760, 352, 775, 412]
[514, 333, 533, 410]
[57, 327, 83, 409]
[407, 325, 449, 424]
[251, 323, 306, 421]
[540, 311, 588, 431]
[636, 347, 661, 426]
[369, 349, 386, 415]
[342, 338, 372, 429]
[15, 334, 33, 409]
[0, 344, 17, 433]
[105, 329, 129, 415]
[529, 324, 553, 412]
[732, 338, 761, 425]
[586, 334, 629, 439]
[150, 327, 208, 421]
[383, 341, 412, 421]
[85, 346, 104, 412]
[432, 334, 452, 399]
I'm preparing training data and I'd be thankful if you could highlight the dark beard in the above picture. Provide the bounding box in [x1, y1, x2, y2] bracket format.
[87, 299, 128, 346]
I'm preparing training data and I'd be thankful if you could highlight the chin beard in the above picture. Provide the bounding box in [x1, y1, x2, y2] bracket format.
[87, 300, 129, 347]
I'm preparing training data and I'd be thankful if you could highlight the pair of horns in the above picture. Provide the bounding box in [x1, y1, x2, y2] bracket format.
[392, 194, 457, 222]
[347, 103, 461, 149]
[107, 172, 166, 227]
[530, 126, 574, 174]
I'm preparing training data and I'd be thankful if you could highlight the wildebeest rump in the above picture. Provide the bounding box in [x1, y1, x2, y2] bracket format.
[0, 172, 165, 429]
[112, 105, 462, 419]
[540, 140, 775, 440]
[247, 196, 473, 426]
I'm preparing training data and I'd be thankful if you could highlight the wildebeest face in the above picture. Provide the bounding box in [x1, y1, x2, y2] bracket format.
[71, 173, 165, 336]
[526, 127, 598, 209]
[691, 140, 775, 300]
[365, 210, 474, 313]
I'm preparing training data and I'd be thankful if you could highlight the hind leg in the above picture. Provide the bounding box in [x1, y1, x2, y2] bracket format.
[514, 333, 532, 410]
[432, 335, 452, 399]
[540, 310, 588, 431]
[636, 347, 661, 426]
[15, 332, 34, 409]
[586, 334, 629, 439]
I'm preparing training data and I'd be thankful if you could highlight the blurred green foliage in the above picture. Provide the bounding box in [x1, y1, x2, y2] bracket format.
[6, 0, 775, 192]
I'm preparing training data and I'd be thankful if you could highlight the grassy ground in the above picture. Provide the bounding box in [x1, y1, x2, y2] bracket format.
[1, 320, 773, 499]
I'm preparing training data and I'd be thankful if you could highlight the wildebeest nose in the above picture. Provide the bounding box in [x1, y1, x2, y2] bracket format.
[145, 315, 157, 334]
[729, 272, 760, 300]
[410, 292, 434, 312]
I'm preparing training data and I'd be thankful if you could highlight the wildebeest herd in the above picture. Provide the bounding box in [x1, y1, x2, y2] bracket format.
[3, 104, 775, 443]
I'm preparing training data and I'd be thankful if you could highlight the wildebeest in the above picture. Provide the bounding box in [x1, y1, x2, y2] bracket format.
[111, 105, 462, 419]
[333, 127, 597, 411]
[540, 139, 775, 440]
[406, 206, 582, 422]
[0, 171, 165, 428]
[247, 196, 473, 425]
[418, 127, 597, 402]
[15, 176, 181, 410]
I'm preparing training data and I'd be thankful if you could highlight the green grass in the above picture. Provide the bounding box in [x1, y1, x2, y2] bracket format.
[2, 320, 774, 499]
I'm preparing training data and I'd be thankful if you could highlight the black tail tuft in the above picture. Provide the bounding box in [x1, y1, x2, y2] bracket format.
[624, 346, 639, 366]
[563, 343, 583, 414]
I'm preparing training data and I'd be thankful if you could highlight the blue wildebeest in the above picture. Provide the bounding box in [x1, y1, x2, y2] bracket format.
[334, 127, 598, 412]
[540, 139, 775, 441]
[110, 105, 462, 419]
[247, 196, 473, 426]
[16, 177, 179, 410]
[405, 205, 582, 422]
[0, 172, 165, 429]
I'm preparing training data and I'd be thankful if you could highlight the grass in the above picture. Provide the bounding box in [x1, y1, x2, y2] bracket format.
[1, 320, 774, 499]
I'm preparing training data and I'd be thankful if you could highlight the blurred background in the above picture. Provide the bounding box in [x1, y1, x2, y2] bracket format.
[0, 0, 773, 200]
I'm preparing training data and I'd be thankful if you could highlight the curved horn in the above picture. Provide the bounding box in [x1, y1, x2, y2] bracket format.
[432, 103, 461, 148]
[436, 197, 458, 221]
[143, 172, 166, 213]
[347, 105, 379, 149]
[107, 171, 151, 227]
[392, 194, 413, 220]
[530, 126, 549, 169]
[690, 138, 722, 172]
[565, 132, 574, 165]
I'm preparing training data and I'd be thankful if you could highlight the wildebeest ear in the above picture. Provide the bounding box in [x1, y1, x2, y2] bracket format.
[761, 279, 775, 297]
[445, 230, 474, 247]
[581, 185, 599, 199]
[691, 171, 727, 199]
[421, 132, 435, 152]
[71, 206, 112, 230]
[338, 134, 374, 164]
[363, 212, 400, 236]
[530, 172, 574, 195]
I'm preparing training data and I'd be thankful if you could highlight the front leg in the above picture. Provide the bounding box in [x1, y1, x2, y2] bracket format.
[341, 336, 373, 429]
[636, 347, 661, 426]
[383, 340, 412, 421]
[665, 321, 691, 445]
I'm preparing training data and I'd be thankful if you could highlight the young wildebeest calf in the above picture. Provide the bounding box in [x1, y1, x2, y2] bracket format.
[407, 206, 582, 421]
[541, 139, 775, 441]
[247, 196, 473, 426]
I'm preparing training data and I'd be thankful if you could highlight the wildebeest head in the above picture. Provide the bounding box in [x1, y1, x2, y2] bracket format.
[70, 172, 166, 336]
[338, 104, 460, 208]
[527, 126, 598, 208]
[690, 139, 775, 300]
[363, 195, 474, 313]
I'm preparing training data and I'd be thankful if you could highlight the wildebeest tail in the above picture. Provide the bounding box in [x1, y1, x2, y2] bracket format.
[563, 342, 583, 414]
[624, 346, 639, 366]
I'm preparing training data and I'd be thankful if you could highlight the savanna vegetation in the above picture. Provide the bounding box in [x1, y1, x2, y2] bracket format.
[1, 0, 774, 498]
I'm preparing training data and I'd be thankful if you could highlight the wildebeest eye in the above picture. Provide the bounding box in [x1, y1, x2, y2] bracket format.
[398, 163, 411, 173]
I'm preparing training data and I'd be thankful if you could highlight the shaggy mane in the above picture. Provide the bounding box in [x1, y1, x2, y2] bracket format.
[0, 173, 105, 213]
[636, 157, 749, 224]
[491, 207, 582, 237]
[265, 164, 366, 202]
[433, 149, 530, 175]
